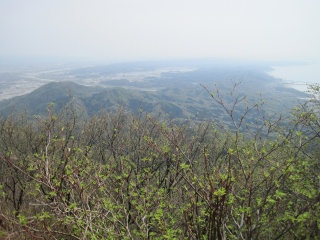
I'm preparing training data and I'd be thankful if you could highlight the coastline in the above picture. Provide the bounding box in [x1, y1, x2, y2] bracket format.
[268, 61, 320, 93]
[281, 80, 311, 93]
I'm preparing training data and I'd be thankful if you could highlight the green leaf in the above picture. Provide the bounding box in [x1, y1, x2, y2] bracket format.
[214, 187, 226, 197]
[18, 214, 27, 226]
[180, 163, 190, 170]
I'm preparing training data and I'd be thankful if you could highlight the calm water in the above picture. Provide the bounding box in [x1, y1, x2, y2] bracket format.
[269, 62, 320, 92]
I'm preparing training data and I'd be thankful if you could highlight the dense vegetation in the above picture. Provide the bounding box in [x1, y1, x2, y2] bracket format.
[0, 85, 319, 239]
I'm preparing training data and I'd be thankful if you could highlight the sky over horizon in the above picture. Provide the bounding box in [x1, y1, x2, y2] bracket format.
[1, 0, 320, 63]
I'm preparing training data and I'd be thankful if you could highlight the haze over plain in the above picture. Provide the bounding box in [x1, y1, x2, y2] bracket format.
[0, 0, 320, 63]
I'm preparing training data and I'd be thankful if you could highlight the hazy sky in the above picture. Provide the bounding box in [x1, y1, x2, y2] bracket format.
[1, 0, 320, 62]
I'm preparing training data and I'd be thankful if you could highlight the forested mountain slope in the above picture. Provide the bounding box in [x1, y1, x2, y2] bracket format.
[0, 66, 309, 124]
[0, 85, 319, 239]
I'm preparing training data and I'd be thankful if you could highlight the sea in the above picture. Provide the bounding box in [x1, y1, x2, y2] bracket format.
[269, 61, 320, 93]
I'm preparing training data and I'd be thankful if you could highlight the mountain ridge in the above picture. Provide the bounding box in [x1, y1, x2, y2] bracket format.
[0, 66, 309, 123]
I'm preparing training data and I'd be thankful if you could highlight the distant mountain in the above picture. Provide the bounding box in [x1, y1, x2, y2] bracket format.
[0, 81, 186, 119]
[0, 66, 309, 124]
[0, 81, 101, 117]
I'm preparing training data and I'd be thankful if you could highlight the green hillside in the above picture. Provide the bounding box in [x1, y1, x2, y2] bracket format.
[0, 85, 319, 239]
[0, 63, 318, 239]
[0, 66, 309, 125]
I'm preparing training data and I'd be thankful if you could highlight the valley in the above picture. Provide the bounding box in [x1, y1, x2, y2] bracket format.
[0, 60, 310, 123]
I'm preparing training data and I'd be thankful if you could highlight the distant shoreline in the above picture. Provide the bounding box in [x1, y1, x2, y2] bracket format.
[281, 80, 311, 93]
[268, 61, 320, 93]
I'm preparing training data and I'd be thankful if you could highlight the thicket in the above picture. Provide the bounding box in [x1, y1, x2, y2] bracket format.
[0, 86, 319, 239]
